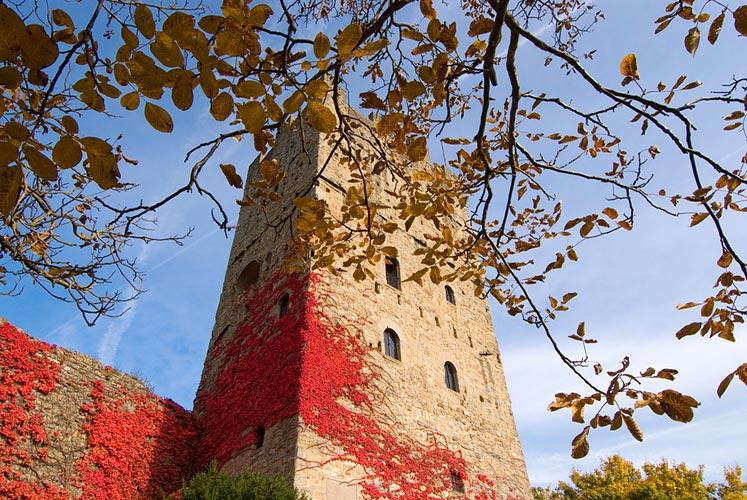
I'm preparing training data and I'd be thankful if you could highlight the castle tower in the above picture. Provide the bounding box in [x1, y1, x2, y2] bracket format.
[193, 100, 531, 499]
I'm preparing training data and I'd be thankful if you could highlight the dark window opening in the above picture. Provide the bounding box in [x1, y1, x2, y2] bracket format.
[278, 293, 290, 318]
[450, 471, 465, 493]
[237, 260, 261, 289]
[384, 328, 401, 360]
[445, 285, 456, 305]
[255, 426, 265, 448]
[445, 362, 459, 392]
[385, 257, 401, 289]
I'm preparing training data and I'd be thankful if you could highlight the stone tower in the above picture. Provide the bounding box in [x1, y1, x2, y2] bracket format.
[193, 100, 531, 499]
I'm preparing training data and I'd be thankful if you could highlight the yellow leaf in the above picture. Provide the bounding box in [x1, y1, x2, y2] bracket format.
[211, 92, 234, 121]
[304, 79, 329, 101]
[144, 102, 174, 133]
[313, 32, 330, 59]
[52, 136, 82, 169]
[0, 163, 22, 215]
[220, 163, 243, 188]
[401, 80, 426, 101]
[684, 26, 700, 55]
[247, 4, 273, 26]
[120, 91, 140, 110]
[80, 137, 120, 189]
[23, 145, 57, 181]
[135, 5, 156, 38]
[619, 53, 639, 79]
[337, 23, 362, 58]
[734, 6, 747, 36]
[234, 80, 265, 98]
[690, 212, 708, 226]
[151, 32, 184, 68]
[172, 79, 194, 111]
[283, 91, 305, 114]
[238, 101, 266, 134]
[306, 102, 337, 134]
[407, 137, 428, 161]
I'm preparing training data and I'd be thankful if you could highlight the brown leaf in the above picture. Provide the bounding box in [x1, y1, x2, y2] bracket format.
[0, 163, 22, 215]
[220, 163, 243, 188]
[407, 137, 428, 161]
[144, 103, 174, 133]
[80, 137, 120, 189]
[717, 251, 733, 268]
[675, 321, 702, 339]
[623, 415, 643, 441]
[52, 136, 82, 169]
[120, 92, 140, 111]
[708, 11, 725, 44]
[571, 426, 590, 459]
[734, 6, 747, 36]
[717, 371, 734, 398]
[684, 27, 700, 55]
[23, 146, 57, 181]
[134, 4, 156, 38]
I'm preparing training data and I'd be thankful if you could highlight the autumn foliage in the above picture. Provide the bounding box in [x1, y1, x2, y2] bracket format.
[1, 0, 746, 458]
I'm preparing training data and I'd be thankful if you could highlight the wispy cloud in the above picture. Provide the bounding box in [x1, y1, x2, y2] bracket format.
[96, 243, 151, 364]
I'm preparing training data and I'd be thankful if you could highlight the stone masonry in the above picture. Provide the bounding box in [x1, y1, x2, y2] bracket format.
[194, 97, 532, 499]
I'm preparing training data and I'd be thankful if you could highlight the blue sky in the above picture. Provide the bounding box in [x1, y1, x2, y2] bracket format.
[3, 0, 747, 488]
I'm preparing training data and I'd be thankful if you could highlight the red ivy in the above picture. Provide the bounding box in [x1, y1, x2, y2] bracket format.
[0, 322, 196, 499]
[196, 271, 498, 499]
[0, 322, 67, 500]
[75, 380, 197, 499]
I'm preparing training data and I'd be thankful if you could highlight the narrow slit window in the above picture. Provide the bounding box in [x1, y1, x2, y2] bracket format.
[450, 471, 465, 493]
[445, 362, 459, 392]
[383, 328, 401, 360]
[385, 257, 401, 290]
[255, 426, 265, 448]
[445, 285, 456, 305]
[278, 293, 290, 318]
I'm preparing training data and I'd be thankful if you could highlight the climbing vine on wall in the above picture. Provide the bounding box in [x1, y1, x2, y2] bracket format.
[76, 380, 196, 500]
[196, 271, 498, 499]
[0, 322, 67, 500]
[0, 321, 196, 499]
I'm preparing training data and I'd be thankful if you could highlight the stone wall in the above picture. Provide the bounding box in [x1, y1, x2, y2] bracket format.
[0, 319, 196, 499]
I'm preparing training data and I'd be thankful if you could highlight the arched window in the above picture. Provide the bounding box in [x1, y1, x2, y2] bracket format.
[278, 293, 290, 318]
[444, 362, 459, 392]
[450, 471, 465, 493]
[237, 260, 260, 289]
[383, 328, 401, 360]
[445, 285, 456, 305]
[385, 256, 401, 289]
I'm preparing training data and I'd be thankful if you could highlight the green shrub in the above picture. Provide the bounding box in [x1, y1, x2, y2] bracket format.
[180, 463, 308, 500]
